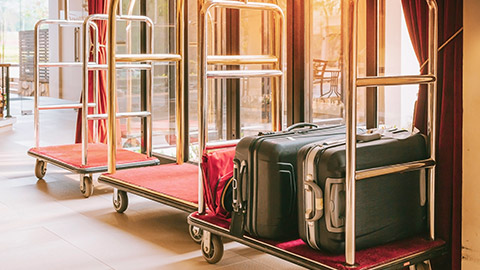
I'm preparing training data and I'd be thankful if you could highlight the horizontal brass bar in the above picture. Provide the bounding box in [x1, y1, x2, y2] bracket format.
[116, 54, 181, 62]
[87, 14, 154, 23]
[88, 63, 152, 70]
[206, 0, 283, 12]
[87, 111, 151, 120]
[207, 55, 278, 65]
[355, 159, 435, 180]
[356, 75, 436, 87]
[39, 62, 83, 68]
[37, 19, 83, 26]
[38, 103, 96, 110]
[207, 69, 283, 78]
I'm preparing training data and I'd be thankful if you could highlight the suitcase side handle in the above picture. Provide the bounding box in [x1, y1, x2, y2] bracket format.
[230, 159, 247, 237]
[286, 123, 319, 131]
[304, 181, 324, 222]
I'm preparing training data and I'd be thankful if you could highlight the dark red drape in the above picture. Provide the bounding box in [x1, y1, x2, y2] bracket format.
[401, 1, 462, 269]
[74, 0, 109, 143]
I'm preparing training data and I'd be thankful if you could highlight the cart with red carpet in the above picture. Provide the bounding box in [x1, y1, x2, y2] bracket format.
[95, 0, 201, 227]
[187, 0, 447, 268]
[95, 0, 289, 243]
[28, 7, 160, 198]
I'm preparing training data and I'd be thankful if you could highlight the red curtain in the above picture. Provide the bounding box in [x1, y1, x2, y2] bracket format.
[74, 0, 109, 143]
[402, 1, 462, 269]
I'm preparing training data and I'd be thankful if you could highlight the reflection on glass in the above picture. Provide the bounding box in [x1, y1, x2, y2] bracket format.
[116, 0, 179, 158]
[309, 0, 344, 124]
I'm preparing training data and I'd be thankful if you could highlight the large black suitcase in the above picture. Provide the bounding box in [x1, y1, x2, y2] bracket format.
[230, 123, 351, 240]
[297, 131, 428, 253]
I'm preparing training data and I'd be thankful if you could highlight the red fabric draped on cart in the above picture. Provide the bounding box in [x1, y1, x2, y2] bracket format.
[74, 0, 108, 143]
[402, 1, 462, 269]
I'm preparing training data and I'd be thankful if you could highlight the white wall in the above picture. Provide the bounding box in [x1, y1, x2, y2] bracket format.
[463, 0, 480, 269]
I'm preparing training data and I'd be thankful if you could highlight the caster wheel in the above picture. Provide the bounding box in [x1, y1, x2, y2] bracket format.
[201, 234, 223, 264]
[35, 160, 47, 179]
[80, 175, 94, 198]
[113, 190, 128, 213]
[189, 225, 203, 244]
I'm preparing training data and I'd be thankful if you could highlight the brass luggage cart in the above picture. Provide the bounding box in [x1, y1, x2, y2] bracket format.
[27, 0, 159, 198]
[188, 0, 446, 268]
[97, 0, 198, 217]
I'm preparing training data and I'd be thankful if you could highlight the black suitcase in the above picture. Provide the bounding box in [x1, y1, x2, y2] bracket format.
[230, 123, 353, 240]
[297, 131, 428, 253]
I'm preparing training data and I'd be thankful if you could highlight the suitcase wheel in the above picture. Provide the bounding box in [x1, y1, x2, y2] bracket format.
[409, 261, 431, 270]
[201, 234, 223, 264]
[189, 224, 203, 244]
[414, 261, 431, 270]
[35, 159, 47, 179]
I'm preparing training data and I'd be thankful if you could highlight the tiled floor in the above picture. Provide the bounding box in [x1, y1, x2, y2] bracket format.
[0, 96, 303, 270]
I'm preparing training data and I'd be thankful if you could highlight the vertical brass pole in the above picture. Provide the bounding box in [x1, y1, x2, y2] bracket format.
[344, 0, 358, 266]
[64, 0, 69, 20]
[82, 19, 90, 165]
[176, 0, 185, 163]
[426, 0, 438, 241]
[146, 20, 153, 157]
[34, 21, 41, 148]
[197, 2, 208, 214]
[107, 0, 120, 173]
[91, 22, 99, 143]
[5, 65, 10, 118]
[126, 0, 136, 137]
[279, 6, 286, 131]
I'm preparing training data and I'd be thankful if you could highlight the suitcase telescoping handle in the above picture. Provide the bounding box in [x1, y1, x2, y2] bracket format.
[286, 123, 319, 131]
[304, 181, 324, 222]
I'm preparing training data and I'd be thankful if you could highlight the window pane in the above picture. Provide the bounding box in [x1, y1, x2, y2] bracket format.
[118, 1, 179, 156]
[378, 0, 420, 129]
[307, 0, 417, 129]
[187, 0, 287, 161]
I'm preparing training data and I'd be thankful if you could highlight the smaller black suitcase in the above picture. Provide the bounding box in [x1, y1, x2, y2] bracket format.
[297, 131, 428, 253]
[230, 123, 355, 240]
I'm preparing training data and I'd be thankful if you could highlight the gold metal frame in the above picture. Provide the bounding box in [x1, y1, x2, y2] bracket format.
[106, 0, 185, 173]
[33, 0, 158, 167]
[82, 14, 156, 166]
[197, 0, 286, 213]
[343, 0, 438, 265]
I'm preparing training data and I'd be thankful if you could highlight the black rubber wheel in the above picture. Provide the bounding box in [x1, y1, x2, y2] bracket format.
[189, 225, 203, 244]
[80, 175, 94, 198]
[35, 159, 47, 179]
[113, 190, 128, 213]
[201, 234, 223, 264]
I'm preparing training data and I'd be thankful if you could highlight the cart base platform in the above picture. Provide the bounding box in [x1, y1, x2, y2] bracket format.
[28, 143, 160, 174]
[188, 211, 446, 270]
[98, 163, 198, 212]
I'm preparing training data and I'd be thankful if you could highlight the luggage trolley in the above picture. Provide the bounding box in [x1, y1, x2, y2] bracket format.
[97, 0, 286, 243]
[188, 0, 447, 268]
[97, 0, 198, 217]
[27, 1, 160, 198]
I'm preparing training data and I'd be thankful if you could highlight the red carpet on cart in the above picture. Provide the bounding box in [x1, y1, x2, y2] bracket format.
[190, 212, 445, 270]
[102, 163, 199, 204]
[28, 144, 158, 169]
